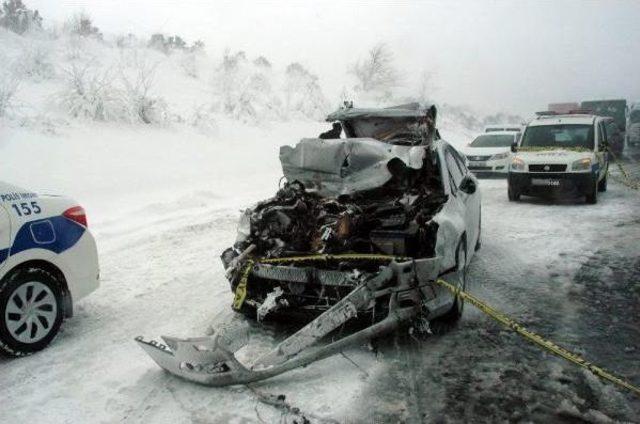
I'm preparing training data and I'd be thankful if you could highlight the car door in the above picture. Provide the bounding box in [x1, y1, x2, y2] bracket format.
[452, 148, 481, 249]
[0, 203, 10, 271]
[444, 147, 479, 254]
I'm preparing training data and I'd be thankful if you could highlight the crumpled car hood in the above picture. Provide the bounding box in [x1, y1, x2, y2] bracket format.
[280, 138, 426, 197]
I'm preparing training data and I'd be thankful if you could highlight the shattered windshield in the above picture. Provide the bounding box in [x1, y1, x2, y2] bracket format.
[344, 118, 424, 145]
[520, 124, 594, 150]
[470, 134, 514, 147]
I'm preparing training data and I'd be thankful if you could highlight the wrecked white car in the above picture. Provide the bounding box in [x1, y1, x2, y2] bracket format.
[136, 104, 482, 386]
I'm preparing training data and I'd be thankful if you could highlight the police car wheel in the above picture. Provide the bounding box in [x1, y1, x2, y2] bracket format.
[0, 268, 64, 357]
[430, 239, 467, 335]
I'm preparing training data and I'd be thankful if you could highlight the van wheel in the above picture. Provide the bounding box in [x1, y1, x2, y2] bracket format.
[0, 268, 64, 357]
[586, 177, 598, 204]
[598, 174, 607, 192]
[431, 239, 467, 335]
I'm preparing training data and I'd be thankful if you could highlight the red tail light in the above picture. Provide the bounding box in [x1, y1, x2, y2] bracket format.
[63, 206, 88, 227]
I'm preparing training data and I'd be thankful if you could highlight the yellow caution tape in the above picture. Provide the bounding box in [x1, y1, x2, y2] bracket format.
[436, 278, 640, 398]
[232, 260, 254, 310]
[258, 253, 409, 264]
[606, 149, 640, 190]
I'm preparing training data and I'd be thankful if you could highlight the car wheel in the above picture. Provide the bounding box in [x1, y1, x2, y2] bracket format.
[508, 184, 520, 201]
[0, 268, 64, 357]
[430, 239, 467, 335]
[586, 177, 598, 204]
[598, 173, 607, 192]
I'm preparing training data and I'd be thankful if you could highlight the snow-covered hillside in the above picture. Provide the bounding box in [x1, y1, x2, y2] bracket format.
[0, 27, 481, 228]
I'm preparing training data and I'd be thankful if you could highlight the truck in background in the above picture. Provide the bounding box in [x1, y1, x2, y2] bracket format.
[580, 99, 628, 135]
[548, 102, 579, 114]
[627, 103, 640, 147]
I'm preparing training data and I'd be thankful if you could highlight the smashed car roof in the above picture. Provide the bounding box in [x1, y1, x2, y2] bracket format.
[326, 102, 432, 122]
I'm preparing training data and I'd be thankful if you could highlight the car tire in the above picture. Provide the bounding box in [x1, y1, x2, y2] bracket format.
[0, 268, 64, 357]
[586, 177, 598, 204]
[508, 184, 520, 201]
[430, 239, 467, 335]
[598, 173, 607, 192]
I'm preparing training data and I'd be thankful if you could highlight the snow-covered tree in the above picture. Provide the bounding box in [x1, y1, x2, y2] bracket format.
[119, 55, 166, 124]
[16, 44, 54, 81]
[60, 61, 119, 121]
[116, 33, 138, 48]
[0, 59, 20, 117]
[0, 0, 42, 34]
[212, 50, 281, 122]
[283, 62, 329, 120]
[350, 43, 401, 101]
[190, 39, 205, 53]
[65, 12, 102, 40]
[253, 56, 271, 68]
[148, 33, 193, 54]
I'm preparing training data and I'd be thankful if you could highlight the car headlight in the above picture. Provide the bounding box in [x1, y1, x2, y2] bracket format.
[572, 158, 592, 171]
[491, 152, 509, 160]
[511, 157, 525, 171]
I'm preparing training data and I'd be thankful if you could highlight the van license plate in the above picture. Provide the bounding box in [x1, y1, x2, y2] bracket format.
[531, 178, 560, 186]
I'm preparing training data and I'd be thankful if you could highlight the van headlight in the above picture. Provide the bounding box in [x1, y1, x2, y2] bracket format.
[491, 152, 509, 160]
[511, 157, 525, 171]
[572, 158, 592, 171]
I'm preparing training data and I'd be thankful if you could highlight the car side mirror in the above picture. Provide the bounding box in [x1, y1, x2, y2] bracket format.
[510, 141, 518, 153]
[459, 176, 477, 194]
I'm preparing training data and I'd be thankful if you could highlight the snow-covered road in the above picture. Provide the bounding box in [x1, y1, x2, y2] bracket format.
[1, 125, 639, 423]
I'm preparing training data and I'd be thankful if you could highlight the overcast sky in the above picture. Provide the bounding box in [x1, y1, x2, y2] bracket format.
[28, 0, 640, 116]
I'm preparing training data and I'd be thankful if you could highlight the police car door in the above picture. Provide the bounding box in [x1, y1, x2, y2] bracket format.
[0, 202, 10, 271]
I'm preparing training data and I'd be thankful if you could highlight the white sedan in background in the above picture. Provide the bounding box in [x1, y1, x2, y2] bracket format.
[464, 131, 520, 175]
[0, 181, 99, 356]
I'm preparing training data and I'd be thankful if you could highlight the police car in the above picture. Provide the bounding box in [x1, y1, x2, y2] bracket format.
[508, 113, 609, 204]
[0, 181, 99, 356]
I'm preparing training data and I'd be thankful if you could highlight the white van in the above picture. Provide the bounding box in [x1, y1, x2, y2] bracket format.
[508, 114, 609, 204]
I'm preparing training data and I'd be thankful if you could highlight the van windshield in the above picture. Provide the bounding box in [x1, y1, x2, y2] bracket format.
[520, 124, 594, 150]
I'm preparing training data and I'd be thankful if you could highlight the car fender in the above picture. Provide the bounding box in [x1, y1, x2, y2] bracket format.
[432, 200, 466, 272]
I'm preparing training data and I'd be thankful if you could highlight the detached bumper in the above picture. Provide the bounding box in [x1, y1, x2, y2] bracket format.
[508, 172, 595, 196]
